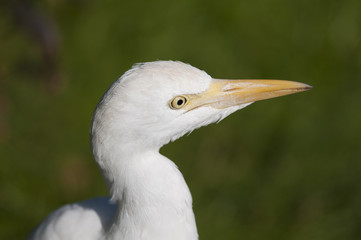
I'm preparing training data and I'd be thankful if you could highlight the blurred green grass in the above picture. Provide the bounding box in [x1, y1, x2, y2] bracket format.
[1, 0, 361, 239]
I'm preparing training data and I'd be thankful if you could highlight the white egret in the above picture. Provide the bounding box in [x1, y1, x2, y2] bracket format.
[28, 61, 311, 240]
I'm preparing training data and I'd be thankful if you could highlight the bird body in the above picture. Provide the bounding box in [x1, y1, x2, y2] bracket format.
[28, 61, 311, 240]
[29, 153, 197, 240]
[28, 197, 116, 240]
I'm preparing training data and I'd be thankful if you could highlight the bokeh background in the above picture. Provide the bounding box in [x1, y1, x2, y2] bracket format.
[1, 0, 361, 239]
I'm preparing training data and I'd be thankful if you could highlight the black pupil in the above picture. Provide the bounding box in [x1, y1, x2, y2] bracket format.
[177, 99, 184, 106]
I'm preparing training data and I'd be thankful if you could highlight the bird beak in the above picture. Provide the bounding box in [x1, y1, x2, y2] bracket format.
[185, 79, 312, 110]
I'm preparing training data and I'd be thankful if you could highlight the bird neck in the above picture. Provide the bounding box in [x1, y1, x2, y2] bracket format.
[91, 133, 198, 240]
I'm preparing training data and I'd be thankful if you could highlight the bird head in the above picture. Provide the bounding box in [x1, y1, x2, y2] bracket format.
[91, 61, 311, 152]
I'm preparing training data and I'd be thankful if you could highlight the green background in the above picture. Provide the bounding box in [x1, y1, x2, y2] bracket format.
[1, 0, 361, 239]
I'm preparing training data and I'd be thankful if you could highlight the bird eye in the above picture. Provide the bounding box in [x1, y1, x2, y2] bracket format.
[169, 96, 188, 109]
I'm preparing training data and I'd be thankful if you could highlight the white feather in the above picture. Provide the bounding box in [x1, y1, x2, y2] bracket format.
[28, 61, 251, 240]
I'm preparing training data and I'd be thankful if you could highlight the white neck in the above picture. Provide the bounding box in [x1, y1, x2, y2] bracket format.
[107, 151, 198, 240]
[91, 125, 198, 240]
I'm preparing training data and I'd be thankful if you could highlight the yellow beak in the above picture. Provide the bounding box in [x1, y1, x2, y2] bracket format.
[185, 79, 312, 111]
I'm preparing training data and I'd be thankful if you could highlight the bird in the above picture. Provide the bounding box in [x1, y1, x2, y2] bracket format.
[28, 61, 311, 240]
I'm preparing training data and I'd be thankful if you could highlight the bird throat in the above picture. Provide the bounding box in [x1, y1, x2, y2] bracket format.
[92, 134, 199, 239]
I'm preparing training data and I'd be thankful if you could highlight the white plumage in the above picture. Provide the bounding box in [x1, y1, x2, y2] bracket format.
[28, 61, 310, 240]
